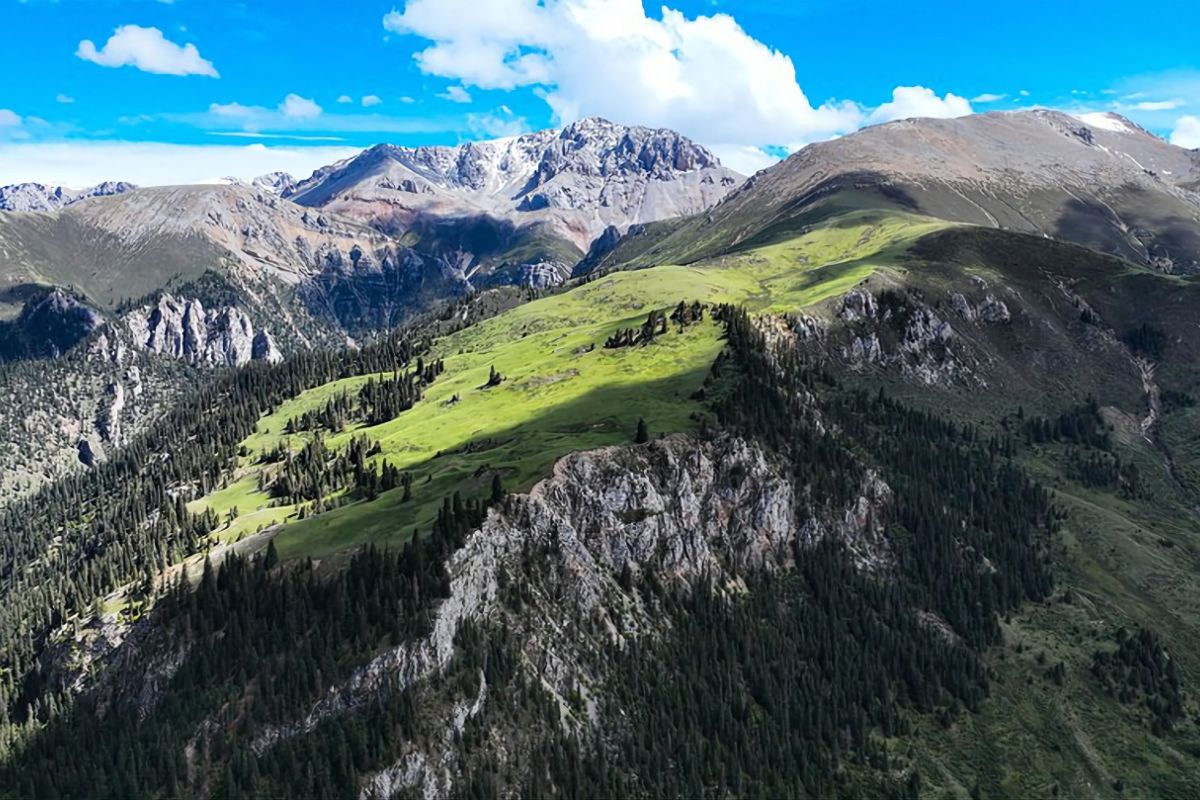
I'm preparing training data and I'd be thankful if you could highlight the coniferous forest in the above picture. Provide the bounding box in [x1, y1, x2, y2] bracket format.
[0, 298, 1098, 799]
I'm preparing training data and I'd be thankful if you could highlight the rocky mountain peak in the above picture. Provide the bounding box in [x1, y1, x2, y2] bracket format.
[0, 180, 136, 212]
[252, 172, 297, 195]
[283, 120, 743, 249]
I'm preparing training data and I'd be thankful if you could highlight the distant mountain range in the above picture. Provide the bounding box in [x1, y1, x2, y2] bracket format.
[0, 180, 137, 212]
[0, 119, 743, 360]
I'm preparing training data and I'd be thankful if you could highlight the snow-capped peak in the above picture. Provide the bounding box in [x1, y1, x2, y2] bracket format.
[1075, 112, 1141, 136]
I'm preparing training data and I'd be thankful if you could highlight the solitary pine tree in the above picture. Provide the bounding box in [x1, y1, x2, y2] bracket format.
[635, 418, 649, 444]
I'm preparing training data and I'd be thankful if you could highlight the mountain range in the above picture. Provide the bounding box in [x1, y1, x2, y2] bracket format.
[2, 109, 1200, 798]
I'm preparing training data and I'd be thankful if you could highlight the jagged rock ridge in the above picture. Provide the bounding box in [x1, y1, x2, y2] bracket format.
[286, 117, 744, 249]
[0, 181, 136, 212]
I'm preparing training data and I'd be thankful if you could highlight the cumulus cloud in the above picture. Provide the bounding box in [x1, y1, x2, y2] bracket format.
[0, 141, 361, 187]
[867, 86, 972, 125]
[0, 110, 22, 128]
[279, 94, 322, 119]
[467, 110, 528, 137]
[336, 94, 353, 104]
[361, 94, 383, 107]
[384, 0, 861, 155]
[439, 85, 472, 104]
[205, 94, 324, 130]
[76, 25, 218, 77]
[382, 0, 975, 169]
[1171, 116, 1200, 149]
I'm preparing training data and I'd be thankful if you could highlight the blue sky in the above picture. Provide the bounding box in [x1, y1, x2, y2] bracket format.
[1, 0, 1198, 185]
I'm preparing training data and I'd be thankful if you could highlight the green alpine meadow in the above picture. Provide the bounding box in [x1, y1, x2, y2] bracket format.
[2, 3, 1200, 797]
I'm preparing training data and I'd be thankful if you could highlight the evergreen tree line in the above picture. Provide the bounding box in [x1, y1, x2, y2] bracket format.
[1020, 399, 1141, 495]
[0, 306, 474, 744]
[708, 304, 1055, 649]
[0, 492, 492, 799]
[1092, 626, 1186, 736]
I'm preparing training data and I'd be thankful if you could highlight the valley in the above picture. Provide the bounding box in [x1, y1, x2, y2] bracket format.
[1, 110, 1200, 798]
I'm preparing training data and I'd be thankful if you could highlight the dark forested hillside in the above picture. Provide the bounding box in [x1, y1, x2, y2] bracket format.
[0, 298, 1084, 799]
[4, 109, 1200, 799]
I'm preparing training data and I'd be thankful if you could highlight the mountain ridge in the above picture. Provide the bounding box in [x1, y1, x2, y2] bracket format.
[594, 110, 1200, 273]
[0, 180, 137, 213]
[284, 117, 743, 248]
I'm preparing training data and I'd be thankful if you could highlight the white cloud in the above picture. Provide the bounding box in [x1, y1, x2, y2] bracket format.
[279, 94, 322, 119]
[399, 96, 416, 104]
[1019, 89, 1031, 97]
[0, 110, 22, 128]
[384, 0, 862, 154]
[0, 141, 362, 187]
[1129, 99, 1185, 111]
[76, 25, 218, 77]
[336, 94, 353, 104]
[56, 93, 76, 104]
[867, 86, 972, 125]
[439, 85, 472, 104]
[204, 94, 325, 130]
[382, 0, 976, 169]
[1171, 116, 1200, 149]
[708, 144, 780, 176]
[209, 101, 256, 119]
[467, 111, 527, 137]
[209, 132, 348, 142]
[971, 92, 1006, 103]
[361, 94, 383, 107]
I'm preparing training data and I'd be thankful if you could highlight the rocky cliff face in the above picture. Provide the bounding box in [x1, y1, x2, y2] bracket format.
[250, 433, 893, 795]
[123, 294, 282, 367]
[0, 322, 194, 503]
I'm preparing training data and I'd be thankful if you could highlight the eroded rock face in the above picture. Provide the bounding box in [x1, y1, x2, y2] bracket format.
[253, 434, 895, 774]
[123, 295, 282, 366]
[829, 287, 990, 388]
[951, 291, 1011, 324]
[839, 288, 878, 321]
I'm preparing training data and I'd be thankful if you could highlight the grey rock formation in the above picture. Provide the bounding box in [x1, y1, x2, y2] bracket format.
[123, 294, 281, 366]
[0, 181, 136, 212]
[835, 288, 979, 387]
[253, 434, 894, 768]
[286, 118, 744, 249]
[252, 172, 297, 195]
[839, 288, 878, 321]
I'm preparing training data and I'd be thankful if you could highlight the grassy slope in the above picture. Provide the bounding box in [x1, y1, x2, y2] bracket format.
[191, 211, 947, 559]
[898, 428, 1200, 798]
[180, 206, 1200, 794]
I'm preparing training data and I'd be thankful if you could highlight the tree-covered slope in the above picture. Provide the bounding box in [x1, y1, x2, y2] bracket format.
[2, 198, 1200, 798]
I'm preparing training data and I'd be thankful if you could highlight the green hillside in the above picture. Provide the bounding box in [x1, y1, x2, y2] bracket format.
[193, 210, 948, 559]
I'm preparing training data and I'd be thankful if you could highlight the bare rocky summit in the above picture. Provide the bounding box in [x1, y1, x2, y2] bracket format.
[0, 181, 136, 212]
[286, 117, 743, 249]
